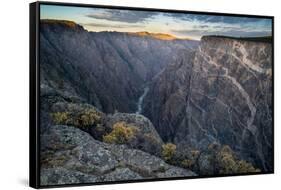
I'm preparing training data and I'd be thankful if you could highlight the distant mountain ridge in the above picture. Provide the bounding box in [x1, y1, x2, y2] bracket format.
[41, 19, 195, 41]
[127, 31, 194, 41]
[41, 19, 84, 31]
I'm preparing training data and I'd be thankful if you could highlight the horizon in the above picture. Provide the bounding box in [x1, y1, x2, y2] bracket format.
[40, 5, 272, 40]
[41, 19, 196, 40]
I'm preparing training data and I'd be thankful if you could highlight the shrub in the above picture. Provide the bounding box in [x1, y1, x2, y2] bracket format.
[218, 150, 237, 174]
[79, 109, 101, 126]
[50, 108, 101, 128]
[217, 145, 260, 174]
[162, 143, 176, 161]
[51, 112, 69, 124]
[180, 150, 200, 168]
[181, 159, 193, 168]
[236, 160, 260, 173]
[103, 122, 136, 144]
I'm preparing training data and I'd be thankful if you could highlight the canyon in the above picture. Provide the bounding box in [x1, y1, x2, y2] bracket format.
[39, 19, 273, 185]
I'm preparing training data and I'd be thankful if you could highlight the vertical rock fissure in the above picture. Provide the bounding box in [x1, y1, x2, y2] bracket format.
[184, 57, 195, 139]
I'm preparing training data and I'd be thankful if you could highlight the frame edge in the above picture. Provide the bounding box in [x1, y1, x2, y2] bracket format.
[29, 1, 40, 189]
[33, 1, 275, 188]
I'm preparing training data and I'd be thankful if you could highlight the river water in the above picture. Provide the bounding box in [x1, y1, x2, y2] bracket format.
[136, 87, 149, 114]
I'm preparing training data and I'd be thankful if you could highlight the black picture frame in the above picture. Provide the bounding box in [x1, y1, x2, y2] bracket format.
[30, 1, 274, 188]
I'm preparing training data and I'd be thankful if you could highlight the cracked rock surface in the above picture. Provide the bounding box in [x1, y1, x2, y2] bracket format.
[40, 125, 196, 185]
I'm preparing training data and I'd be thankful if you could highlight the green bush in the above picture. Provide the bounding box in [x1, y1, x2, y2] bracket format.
[162, 143, 176, 161]
[103, 122, 136, 144]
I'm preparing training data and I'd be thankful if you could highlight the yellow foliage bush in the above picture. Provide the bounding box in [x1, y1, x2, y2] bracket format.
[236, 160, 260, 173]
[51, 108, 101, 128]
[162, 143, 176, 161]
[180, 149, 200, 168]
[51, 112, 69, 124]
[79, 109, 101, 126]
[218, 145, 260, 174]
[103, 122, 136, 144]
[181, 159, 193, 168]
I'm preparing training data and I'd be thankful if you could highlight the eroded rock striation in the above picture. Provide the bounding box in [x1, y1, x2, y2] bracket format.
[143, 36, 273, 171]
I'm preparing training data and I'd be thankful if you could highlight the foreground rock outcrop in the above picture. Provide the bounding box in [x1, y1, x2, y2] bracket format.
[105, 113, 164, 156]
[40, 125, 195, 185]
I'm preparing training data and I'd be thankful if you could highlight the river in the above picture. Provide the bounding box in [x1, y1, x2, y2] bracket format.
[136, 87, 149, 114]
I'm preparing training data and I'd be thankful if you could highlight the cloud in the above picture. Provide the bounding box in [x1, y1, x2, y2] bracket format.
[86, 9, 158, 23]
[172, 28, 271, 38]
[82, 22, 143, 29]
[167, 13, 271, 25]
[193, 24, 209, 29]
[170, 14, 271, 39]
[84, 8, 271, 38]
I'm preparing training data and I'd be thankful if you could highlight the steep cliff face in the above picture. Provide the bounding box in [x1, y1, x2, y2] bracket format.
[39, 20, 201, 185]
[39, 20, 272, 183]
[143, 36, 272, 171]
[40, 20, 198, 114]
[142, 50, 196, 142]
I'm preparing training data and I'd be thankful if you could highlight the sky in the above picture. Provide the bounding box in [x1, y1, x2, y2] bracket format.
[40, 4, 272, 40]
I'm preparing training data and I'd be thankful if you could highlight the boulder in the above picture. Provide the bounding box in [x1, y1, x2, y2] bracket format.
[105, 113, 164, 156]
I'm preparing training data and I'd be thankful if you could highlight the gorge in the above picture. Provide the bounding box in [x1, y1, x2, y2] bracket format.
[39, 19, 273, 185]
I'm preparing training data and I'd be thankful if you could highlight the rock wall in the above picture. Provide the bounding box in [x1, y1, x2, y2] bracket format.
[143, 36, 273, 171]
[40, 20, 198, 114]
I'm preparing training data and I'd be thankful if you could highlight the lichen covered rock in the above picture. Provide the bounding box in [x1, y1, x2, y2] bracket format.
[40, 125, 196, 185]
